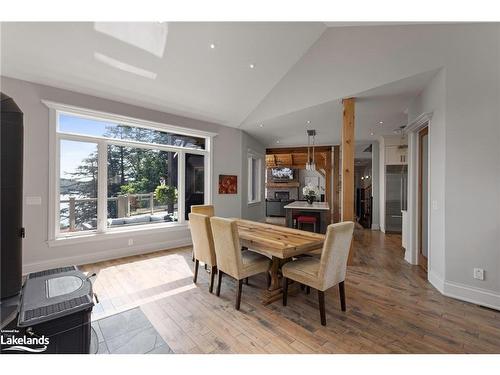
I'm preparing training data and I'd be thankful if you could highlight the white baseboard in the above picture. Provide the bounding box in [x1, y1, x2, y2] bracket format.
[443, 280, 500, 311]
[428, 269, 445, 293]
[22, 237, 192, 275]
[371, 224, 380, 230]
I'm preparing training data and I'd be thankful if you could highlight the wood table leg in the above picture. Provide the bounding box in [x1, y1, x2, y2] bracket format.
[268, 256, 281, 291]
[261, 257, 297, 305]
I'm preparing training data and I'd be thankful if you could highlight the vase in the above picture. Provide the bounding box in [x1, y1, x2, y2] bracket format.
[306, 196, 316, 205]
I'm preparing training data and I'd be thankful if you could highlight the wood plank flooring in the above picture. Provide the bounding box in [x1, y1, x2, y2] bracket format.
[81, 229, 500, 353]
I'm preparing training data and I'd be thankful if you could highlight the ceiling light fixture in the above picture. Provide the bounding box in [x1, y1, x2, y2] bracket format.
[379, 121, 384, 124]
[370, 132, 374, 136]
[276, 140, 280, 144]
[249, 63, 255, 69]
[307, 120, 311, 124]
[306, 129, 317, 171]
[258, 124, 264, 128]
[210, 43, 216, 49]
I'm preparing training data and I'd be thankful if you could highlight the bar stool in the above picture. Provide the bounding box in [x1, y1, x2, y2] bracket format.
[297, 215, 317, 232]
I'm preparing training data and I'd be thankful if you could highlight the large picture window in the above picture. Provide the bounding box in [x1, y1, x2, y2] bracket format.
[48, 102, 213, 240]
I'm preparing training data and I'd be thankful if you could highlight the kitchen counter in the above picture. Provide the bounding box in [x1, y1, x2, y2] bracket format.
[284, 201, 330, 233]
[283, 201, 330, 211]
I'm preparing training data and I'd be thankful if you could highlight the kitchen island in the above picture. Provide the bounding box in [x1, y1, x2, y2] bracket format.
[284, 201, 330, 233]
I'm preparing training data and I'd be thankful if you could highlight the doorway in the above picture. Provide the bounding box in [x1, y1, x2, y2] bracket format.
[418, 126, 429, 271]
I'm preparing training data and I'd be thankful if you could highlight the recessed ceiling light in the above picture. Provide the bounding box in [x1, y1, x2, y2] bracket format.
[210, 43, 216, 49]
[249, 63, 255, 69]
[258, 123, 264, 128]
[370, 132, 374, 136]
[307, 120, 311, 124]
[276, 140, 280, 144]
[379, 121, 384, 125]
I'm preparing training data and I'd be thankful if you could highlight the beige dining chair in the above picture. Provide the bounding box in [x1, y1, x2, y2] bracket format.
[188, 212, 218, 292]
[210, 217, 271, 310]
[281, 221, 354, 326]
[190, 204, 215, 217]
[190, 204, 215, 262]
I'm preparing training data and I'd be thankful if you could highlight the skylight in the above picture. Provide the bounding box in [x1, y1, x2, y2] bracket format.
[94, 52, 157, 79]
[94, 22, 168, 58]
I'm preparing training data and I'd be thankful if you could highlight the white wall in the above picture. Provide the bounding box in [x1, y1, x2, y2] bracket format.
[405, 24, 500, 309]
[1, 76, 264, 273]
[406, 70, 446, 286]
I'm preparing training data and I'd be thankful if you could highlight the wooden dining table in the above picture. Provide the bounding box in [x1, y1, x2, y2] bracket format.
[235, 219, 325, 304]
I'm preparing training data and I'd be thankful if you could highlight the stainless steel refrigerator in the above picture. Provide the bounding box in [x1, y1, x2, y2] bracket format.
[385, 165, 408, 233]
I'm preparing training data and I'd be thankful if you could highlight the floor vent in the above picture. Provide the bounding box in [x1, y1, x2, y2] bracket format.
[23, 295, 90, 322]
[28, 266, 77, 279]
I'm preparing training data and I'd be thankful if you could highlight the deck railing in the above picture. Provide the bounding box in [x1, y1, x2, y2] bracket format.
[61, 192, 169, 231]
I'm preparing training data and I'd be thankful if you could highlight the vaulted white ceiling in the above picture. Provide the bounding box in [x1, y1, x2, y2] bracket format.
[0, 22, 325, 125]
[1, 22, 448, 146]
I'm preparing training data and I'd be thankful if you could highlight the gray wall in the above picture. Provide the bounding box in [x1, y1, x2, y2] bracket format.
[240, 131, 266, 221]
[1, 76, 265, 272]
[371, 141, 380, 230]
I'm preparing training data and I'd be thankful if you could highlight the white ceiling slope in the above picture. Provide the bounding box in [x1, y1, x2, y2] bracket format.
[0, 22, 326, 126]
[242, 24, 450, 125]
[1, 22, 452, 146]
[242, 69, 439, 146]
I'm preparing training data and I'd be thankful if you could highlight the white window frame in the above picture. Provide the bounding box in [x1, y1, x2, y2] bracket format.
[44, 100, 216, 245]
[247, 150, 262, 205]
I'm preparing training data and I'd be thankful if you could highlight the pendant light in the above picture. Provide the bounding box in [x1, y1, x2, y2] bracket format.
[306, 129, 316, 171]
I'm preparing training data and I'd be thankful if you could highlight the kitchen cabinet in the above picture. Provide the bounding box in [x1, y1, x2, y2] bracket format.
[385, 145, 408, 165]
[266, 199, 294, 217]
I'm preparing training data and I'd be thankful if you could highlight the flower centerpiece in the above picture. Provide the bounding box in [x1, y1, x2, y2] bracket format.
[302, 183, 320, 205]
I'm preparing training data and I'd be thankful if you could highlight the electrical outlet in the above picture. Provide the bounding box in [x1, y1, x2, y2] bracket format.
[128, 239, 134, 246]
[473, 268, 484, 281]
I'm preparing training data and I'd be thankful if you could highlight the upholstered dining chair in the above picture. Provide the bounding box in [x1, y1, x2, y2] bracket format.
[190, 205, 215, 262]
[190, 204, 215, 217]
[281, 221, 354, 325]
[210, 217, 271, 310]
[188, 212, 217, 293]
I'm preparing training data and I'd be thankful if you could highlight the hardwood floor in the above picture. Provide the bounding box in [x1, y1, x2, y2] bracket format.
[81, 229, 500, 354]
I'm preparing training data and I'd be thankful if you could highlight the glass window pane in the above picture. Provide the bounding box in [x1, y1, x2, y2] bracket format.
[59, 140, 98, 233]
[107, 145, 178, 227]
[185, 154, 205, 220]
[59, 114, 205, 150]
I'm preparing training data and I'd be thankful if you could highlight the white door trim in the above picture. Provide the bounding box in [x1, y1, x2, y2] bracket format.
[404, 113, 432, 267]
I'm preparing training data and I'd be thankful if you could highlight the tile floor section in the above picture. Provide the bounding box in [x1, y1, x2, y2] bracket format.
[91, 307, 173, 354]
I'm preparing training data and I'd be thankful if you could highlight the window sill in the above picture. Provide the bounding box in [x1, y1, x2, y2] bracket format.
[47, 222, 189, 247]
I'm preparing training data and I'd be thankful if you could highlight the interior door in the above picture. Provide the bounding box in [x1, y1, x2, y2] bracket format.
[418, 127, 429, 271]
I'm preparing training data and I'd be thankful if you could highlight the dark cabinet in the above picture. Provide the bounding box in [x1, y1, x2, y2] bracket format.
[266, 199, 294, 217]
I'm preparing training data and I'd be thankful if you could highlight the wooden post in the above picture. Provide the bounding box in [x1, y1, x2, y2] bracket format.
[69, 197, 76, 231]
[342, 98, 355, 264]
[150, 192, 154, 214]
[117, 195, 129, 218]
[333, 145, 340, 223]
[325, 149, 332, 224]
